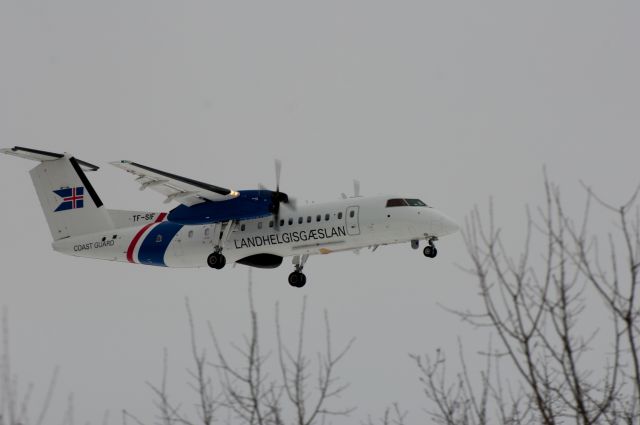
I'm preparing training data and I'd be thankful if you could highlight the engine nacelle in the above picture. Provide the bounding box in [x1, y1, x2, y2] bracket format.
[236, 253, 283, 269]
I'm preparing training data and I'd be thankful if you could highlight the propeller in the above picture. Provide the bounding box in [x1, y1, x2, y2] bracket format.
[341, 179, 361, 199]
[275, 159, 281, 190]
[269, 159, 295, 229]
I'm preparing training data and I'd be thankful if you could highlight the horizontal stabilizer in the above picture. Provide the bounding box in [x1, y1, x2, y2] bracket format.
[1, 146, 99, 171]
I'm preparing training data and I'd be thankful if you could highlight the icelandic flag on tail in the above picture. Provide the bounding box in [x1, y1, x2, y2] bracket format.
[54, 187, 84, 211]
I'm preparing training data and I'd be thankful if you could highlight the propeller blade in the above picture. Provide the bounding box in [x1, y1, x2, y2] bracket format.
[269, 159, 294, 229]
[273, 201, 280, 230]
[275, 159, 282, 191]
[287, 196, 298, 210]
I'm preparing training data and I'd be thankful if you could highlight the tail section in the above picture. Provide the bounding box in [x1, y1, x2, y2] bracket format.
[3, 147, 114, 241]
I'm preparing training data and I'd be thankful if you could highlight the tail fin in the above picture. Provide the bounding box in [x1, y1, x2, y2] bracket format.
[2, 147, 114, 240]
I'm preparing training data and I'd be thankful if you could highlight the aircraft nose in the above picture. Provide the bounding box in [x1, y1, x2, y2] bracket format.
[436, 212, 460, 236]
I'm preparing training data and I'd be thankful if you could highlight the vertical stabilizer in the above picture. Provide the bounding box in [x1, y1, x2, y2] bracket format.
[3, 147, 114, 240]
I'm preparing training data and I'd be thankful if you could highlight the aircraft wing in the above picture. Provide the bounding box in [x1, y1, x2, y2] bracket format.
[110, 160, 239, 206]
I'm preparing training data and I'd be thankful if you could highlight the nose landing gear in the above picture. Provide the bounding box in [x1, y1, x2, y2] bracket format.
[423, 237, 438, 258]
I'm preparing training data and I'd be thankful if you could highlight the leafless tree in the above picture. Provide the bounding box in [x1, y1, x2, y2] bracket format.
[147, 271, 355, 425]
[363, 403, 408, 425]
[418, 174, 640, 424]
[273, 297, 355, 425]
[0, 308, 65, 425]
[412, 338, 530, 425]
[144, 298, 220, 425]
[209, 283, 278, 425]
[211, 278, 355, 425]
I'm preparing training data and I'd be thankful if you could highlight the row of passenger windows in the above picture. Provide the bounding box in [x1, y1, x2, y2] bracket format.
[242, 211, 348, 231]
[186, 210, 352, 237]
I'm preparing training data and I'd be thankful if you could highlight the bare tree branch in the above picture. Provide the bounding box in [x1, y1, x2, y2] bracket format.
[427, 173, 640, 424]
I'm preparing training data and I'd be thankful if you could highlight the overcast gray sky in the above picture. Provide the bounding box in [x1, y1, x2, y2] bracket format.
[1, 0, 640, 422]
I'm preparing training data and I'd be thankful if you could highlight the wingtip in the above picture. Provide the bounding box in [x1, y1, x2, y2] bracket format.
[1, 146, 23, 156]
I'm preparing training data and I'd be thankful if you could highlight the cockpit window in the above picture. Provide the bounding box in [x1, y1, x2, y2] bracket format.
[386, 198, 431, 208]
[406, 199, 428, 207]
[386, 198, 408, 207]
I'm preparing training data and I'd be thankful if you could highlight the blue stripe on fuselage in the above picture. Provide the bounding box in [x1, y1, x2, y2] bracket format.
[137, 222, 183, 267]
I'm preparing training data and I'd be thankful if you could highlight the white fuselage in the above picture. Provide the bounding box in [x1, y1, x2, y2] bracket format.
[51, 195, 459, 268]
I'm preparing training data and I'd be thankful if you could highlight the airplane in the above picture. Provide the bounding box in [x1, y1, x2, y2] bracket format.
[1, 146, 459, 287]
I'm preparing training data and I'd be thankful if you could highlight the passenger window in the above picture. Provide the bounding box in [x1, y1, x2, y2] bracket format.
[307, 216, 312, 223]
[279, 219, 284, 227]
[204, 228, 210, 236]
[269, 220, 274, 228]
[298, 217, 303, 224]
[155, 234, 163, 243]
[338, 212, 343, 219]
[258, 222, 263, 229]
[188, 230, 193, 238]
[240, 224, 246, 231]
[288, 218, 293, 225]
[350, 210, 355, 218]
[325, 213, 330, 221]
[316, 214, 321, 222]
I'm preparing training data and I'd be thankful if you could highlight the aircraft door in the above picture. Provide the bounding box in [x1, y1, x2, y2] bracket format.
[346, 206, 360, 236]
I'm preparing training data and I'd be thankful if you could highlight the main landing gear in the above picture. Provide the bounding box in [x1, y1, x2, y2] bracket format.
[289, 254, 309, 288]
[207, 251, 226, 269]
[423, 237, 438, 258]
[288, 270, 306, 287]
[207, 220, 235, 270]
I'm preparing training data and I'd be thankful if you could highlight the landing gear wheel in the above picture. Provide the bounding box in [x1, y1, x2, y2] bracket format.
[207, 252, 226, 269]
[423, 246, 438, 258]
[288, 271, 307, 288]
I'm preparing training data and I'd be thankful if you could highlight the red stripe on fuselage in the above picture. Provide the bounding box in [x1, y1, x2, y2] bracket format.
[126, 213, 167, 263]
